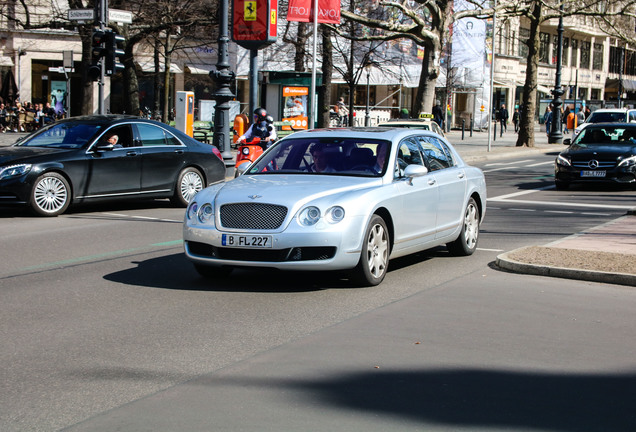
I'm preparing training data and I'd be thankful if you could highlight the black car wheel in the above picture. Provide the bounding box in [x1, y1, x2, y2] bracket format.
[172, 167, 204, 207]
[447, 197, 480, 256]
[351, 214, 389, 286]
[29, 172, 71, 216]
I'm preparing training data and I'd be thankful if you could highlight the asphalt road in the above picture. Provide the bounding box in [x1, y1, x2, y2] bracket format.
[1, 148, 635, 431]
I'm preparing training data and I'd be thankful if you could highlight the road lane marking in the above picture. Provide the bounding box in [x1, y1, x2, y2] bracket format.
[477, 248, 504, 252]
[102, 212, 183, 223]
[484, 160, 534, 166]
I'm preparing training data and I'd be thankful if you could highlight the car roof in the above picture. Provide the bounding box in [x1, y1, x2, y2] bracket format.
[283, 127, 442, 141]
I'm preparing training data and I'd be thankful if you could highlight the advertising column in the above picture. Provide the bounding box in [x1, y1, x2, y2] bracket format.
[282, 86, 309, 129]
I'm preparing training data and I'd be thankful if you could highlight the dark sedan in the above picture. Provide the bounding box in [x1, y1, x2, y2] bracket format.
[555, 123, 636, 190]
[0, 115, 226, 216]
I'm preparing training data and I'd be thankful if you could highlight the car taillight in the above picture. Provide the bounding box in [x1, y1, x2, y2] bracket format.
[211, 146, 223, 160]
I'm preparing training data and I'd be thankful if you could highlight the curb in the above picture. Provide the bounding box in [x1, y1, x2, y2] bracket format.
[496, 246, 636, 287]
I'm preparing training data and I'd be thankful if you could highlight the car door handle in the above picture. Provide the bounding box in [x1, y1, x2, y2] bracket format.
[174, 149, 184, 154]
[428, 179, 436, 186]
[126, 151, 138, 157]
[457, 172, 465, 179]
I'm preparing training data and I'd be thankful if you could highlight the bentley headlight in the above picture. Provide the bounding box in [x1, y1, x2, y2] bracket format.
[325, 206, 345, 224]
[298, 206, 321, 226]
[618, 155, 636, 167]
[556, 155, 571, 167]
[187, 201, 198, 220]
[0, 164, 32, 180]
[198, 203, 214, 223]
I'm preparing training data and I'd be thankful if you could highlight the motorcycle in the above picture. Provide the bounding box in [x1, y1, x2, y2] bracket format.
[234, 136, 274, 177]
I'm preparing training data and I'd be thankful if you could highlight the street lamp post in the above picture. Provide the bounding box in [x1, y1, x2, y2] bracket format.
[210, 0, 236, 176]
[549, 3, 564, 144]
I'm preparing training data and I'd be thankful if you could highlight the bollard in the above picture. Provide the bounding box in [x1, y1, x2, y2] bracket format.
[470, 119, 473, 137]
[494, 123, 497, 141]
[461, 119, 465, 140]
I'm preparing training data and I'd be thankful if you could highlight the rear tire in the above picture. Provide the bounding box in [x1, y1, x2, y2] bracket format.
[351, 215, 389, 286]
[447, 197, 480, 256]
[172, 167, 204, 207]
[29, 172, 71, 216]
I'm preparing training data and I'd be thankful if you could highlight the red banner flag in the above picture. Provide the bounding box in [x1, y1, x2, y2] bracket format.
[287, 0, 340, 24]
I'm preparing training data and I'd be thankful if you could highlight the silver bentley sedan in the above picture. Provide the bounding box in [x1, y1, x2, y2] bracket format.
[183, 127, 487, 286]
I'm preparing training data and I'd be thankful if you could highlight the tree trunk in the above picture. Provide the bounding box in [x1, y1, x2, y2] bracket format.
[319, 25, 333, 128]
[163, 33, 172, 123]
[79, 26, 93, 115]
[153, 39, 161, 119]
[413, 43, 438, 115]
[516, 2, 541, 148]
[121, 28, 139, 116]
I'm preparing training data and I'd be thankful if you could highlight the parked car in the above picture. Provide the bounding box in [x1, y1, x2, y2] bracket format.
[573, 107, 636, 139]
[555, 123, 636, 190]
[377, 116, 445, 136]
[0, 115, 226, 216]
[183, 127, 487, 286]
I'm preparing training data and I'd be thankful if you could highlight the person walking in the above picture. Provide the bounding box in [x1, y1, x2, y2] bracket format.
[544, 105, 552, 137]
[498, 104, 509, 136]
[512, 107, 520, 133]
[432, 100, 444, 131]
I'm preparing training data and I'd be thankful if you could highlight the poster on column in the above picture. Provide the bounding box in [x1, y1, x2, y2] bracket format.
[50, 81, 67, 117]
[282, 86, 308, 129]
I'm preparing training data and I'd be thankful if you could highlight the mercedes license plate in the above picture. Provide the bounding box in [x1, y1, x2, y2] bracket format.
[581, 170, 606, 177]
[222, 234, 272, 248]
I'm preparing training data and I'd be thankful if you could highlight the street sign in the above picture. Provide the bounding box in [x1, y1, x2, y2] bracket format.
[48, 67, 75, 73]
[67, 9, 133, 24]
[67, 9, 94, 21]
[109, 9, 133, 24]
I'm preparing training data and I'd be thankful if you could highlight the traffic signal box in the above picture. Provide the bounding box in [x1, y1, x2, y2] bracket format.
[89, 28, 125, 81]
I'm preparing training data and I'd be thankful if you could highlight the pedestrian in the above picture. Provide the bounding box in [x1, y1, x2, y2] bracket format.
[544, 105, 552, 137]
[498, 104, 509, 136]
[432, 100, 444, 131]
[512, 107, 520, 133]
[563, 106, 571, 133]
[576, 105, 585, 126]
[566, 107, 577, 134]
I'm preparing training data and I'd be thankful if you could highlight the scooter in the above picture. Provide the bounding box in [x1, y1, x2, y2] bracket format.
[235, 137, 273, 177]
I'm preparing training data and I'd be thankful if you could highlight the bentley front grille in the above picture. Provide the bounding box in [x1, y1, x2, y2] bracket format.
[220, 202, 288, 230]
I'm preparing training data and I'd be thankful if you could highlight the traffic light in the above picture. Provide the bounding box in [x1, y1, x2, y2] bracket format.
[105, 31, 125, 76]
[89, 29, 106, 81]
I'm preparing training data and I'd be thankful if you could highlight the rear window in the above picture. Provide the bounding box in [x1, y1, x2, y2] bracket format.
[587, 112, 627, 123]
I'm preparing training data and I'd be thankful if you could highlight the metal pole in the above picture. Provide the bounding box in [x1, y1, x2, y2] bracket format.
[549, 3, 564, 144]
[98, 0, 107, 114]
[487, 0, 497, 152]
[365, 66, 370, 126]
[618, 47, 624, 108]
[249, 49, 258, 119]
[309, 0, 318, 129]
[210, 0, 236, 175]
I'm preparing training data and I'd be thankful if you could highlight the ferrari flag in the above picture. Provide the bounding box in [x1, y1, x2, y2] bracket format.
[287, 0, 340, 24]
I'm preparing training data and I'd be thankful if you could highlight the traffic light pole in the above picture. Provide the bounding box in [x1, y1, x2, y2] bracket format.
[95, 0, 108, 114]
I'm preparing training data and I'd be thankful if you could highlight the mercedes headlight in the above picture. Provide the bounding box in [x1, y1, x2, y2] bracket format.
[556, 155, 571, 167]
[0, 164, 32, 180]
[618, 155, 636, 167]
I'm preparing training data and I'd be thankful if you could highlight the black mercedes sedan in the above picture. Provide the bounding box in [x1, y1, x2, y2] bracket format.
[0, 115, 226, 216]
[555, 123, 636, 190]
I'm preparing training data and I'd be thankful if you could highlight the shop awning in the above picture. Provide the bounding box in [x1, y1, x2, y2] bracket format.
[606, 78, 636, 92]
[185, 64, 214, 74]
[537, 84, 553, 95]
[136, 59, 182, 73]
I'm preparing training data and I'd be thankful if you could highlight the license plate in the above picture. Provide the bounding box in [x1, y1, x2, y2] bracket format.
[581, 170, 606, 177]
[221, 234, 272, 248]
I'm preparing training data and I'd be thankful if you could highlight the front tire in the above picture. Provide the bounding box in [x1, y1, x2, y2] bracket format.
[447, 197, 480, 256]
[351, 215, 389, 286]
[172, 167, 204, 207]
[29, 172, 71, 216]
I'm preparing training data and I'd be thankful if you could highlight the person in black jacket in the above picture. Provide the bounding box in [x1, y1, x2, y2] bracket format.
[499, 104, 509, 136]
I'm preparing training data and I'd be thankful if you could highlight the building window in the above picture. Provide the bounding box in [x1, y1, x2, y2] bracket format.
[539, 32, 550, 64]
[519, 27, 530, 58]
[570, 39, 578, 67]
[592, 43, 604, 70]
[580, 41, 591, 69]
[591, 88, 600, 100]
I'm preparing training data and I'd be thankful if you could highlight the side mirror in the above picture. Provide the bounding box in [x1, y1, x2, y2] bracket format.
[235, 162, 252, 177]
[403, 164, 428, 185]
[563, 138, 571, 146]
